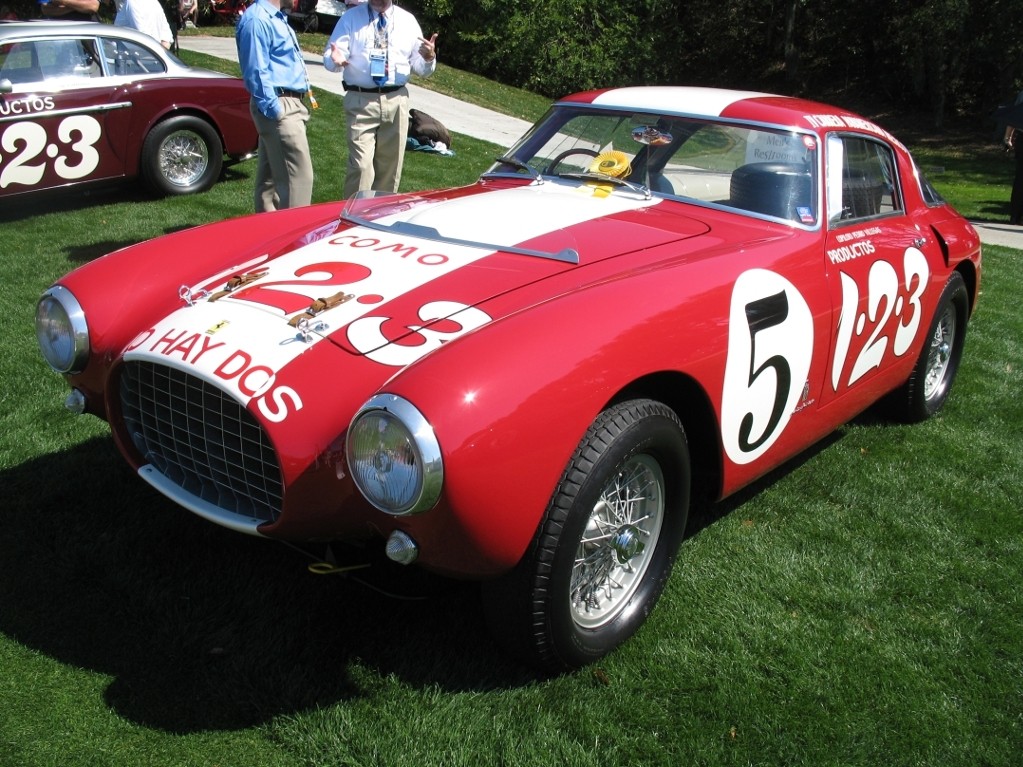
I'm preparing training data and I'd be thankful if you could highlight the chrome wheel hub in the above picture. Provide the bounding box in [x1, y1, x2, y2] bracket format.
[160, 130, 209, 187]
[570, 454, 665, 629]
[923, 306, 956, 399]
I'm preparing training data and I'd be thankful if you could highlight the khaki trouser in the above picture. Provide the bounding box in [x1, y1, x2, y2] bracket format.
[343, 87, 409, 199]
[250, 96, 314, 212]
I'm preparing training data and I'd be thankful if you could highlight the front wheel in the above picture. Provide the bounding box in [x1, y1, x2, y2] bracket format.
[890, 271, 969, 423]
[140, 115, 223, 196]
[483, 399, 690, 672]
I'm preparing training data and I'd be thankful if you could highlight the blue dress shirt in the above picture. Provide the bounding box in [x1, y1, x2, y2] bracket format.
[236, 0, 307, 120]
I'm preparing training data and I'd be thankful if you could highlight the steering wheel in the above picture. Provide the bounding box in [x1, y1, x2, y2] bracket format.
[544, 148, 600, 175]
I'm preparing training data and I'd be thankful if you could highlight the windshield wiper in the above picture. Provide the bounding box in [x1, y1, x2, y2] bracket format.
[557, 171, 651, 200]
[491, 155, 544, 184]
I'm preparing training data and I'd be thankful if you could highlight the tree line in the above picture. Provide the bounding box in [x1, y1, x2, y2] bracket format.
[412, 0, 1023, 129]
[5, 0, 1020, 129]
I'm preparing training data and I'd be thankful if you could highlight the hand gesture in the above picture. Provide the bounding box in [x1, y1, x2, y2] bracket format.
[328, 41, 348, 68]
[418, 34, 438, 62]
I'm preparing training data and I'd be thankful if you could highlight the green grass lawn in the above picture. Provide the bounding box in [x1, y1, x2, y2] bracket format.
[1, 49, 1021, 767]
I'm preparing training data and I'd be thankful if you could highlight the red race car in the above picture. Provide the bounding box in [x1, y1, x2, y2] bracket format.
[0, 21, 256, 197]
[36, 86, 982, 670]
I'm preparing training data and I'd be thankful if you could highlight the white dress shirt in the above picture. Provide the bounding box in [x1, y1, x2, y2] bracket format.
[322, 3, 435, 89]
[114, 0, 174, 47]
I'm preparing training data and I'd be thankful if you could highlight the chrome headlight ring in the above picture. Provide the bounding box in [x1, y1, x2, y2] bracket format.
[36, 286, 89, 374]
[346, 394, 443, 516]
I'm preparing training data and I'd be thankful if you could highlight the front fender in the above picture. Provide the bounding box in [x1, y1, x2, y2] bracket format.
[383, 265, 727, 577]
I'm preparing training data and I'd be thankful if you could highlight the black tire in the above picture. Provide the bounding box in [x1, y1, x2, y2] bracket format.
[483, 399, 691, 672]
[890, 271, 969, 423]
[140, 115, 223, 196]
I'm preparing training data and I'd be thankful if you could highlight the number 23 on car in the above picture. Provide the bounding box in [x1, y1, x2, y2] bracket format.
[1, 21, 256, 199]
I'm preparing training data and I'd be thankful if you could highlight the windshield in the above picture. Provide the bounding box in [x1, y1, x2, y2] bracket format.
[486, 106, 820, 226]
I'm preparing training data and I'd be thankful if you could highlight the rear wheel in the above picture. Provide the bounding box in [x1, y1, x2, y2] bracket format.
[140, 115, 223, 196]
[483, 399, 690, 672]
[891, 271, 969, 422]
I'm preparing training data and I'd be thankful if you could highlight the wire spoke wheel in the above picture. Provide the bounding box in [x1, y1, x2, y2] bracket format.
[141, 115, 223, 196]
[570, 454, 664, 629]
[158, 129, 211, 188]
[922, 302, 956, 401]
[482, 399, 690, 671]
[890, 271, 969, 423]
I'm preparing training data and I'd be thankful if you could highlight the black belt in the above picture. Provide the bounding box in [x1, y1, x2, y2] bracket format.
[274, 88, 307, 99]
[345, 84, 404, 93]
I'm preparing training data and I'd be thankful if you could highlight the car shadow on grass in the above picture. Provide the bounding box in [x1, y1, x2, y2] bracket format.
[0, 436, 538, 734]
[1, 404, 902, 732]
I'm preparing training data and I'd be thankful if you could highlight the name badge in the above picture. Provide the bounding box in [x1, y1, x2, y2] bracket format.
[369, 48, 386, 80]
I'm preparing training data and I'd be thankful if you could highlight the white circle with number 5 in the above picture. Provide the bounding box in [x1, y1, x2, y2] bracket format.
[721, 268, 813, 465]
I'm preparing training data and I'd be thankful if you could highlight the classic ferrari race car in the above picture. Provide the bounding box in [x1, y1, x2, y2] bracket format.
[36, 86, 982, 670]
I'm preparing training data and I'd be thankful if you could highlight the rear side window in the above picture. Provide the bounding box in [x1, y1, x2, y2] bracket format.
[827, 135, 902, 225]
[101, 38, 166, 76]
[916, 166, 947, 206]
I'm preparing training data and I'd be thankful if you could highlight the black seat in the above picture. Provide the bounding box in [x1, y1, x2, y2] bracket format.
[842, 169, 885, 218]
[729, 162, 812, 221]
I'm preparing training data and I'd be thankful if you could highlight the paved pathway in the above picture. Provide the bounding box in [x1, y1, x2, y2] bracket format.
[179, 35, 1022, 250]
[178, 35, 532, 148]
[969, 221, 1023, 249]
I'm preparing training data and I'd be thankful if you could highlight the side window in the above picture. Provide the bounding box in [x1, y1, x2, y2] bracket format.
[915, 162, 947, 206]
[0, 41, 43, 84]
[39, 39, 102, 81]
[101, 38, 166, 76]
[826, 135, 902, 224]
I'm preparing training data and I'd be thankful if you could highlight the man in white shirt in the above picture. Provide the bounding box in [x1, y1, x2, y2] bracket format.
[323, 0, 438, 198]
[114, 0, 174, 50]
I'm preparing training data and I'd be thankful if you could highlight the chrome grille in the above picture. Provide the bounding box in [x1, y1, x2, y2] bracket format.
[119, 361, 283, 523]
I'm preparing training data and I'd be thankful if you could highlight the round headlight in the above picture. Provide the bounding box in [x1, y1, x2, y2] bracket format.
[347, 394, 442, 515]
[36, 286, 89, 374]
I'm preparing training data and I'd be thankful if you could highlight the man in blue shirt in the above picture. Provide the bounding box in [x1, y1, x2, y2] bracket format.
[236, 0, 314, 211]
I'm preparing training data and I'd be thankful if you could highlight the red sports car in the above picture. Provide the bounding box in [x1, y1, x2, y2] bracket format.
[35, 86, 982, 670]
[0, 21, 256, 197]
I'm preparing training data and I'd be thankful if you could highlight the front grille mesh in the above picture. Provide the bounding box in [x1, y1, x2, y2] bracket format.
[119, 361, 283, 523]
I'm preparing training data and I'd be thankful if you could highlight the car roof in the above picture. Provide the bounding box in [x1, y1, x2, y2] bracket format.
[0, 20, 166, 49]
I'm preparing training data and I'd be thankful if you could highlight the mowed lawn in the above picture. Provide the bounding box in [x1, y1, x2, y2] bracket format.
[1, 49, 1021, 767]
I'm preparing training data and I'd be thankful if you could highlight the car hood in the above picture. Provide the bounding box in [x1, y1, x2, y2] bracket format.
[123, 182, 709, 405]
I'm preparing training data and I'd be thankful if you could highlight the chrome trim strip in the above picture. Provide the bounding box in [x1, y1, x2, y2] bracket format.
[0, 101, 131, 125]
[138, 465, 268, 537]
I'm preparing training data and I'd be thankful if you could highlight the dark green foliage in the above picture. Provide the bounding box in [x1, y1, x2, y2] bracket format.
[414, 0, 1023, 127]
